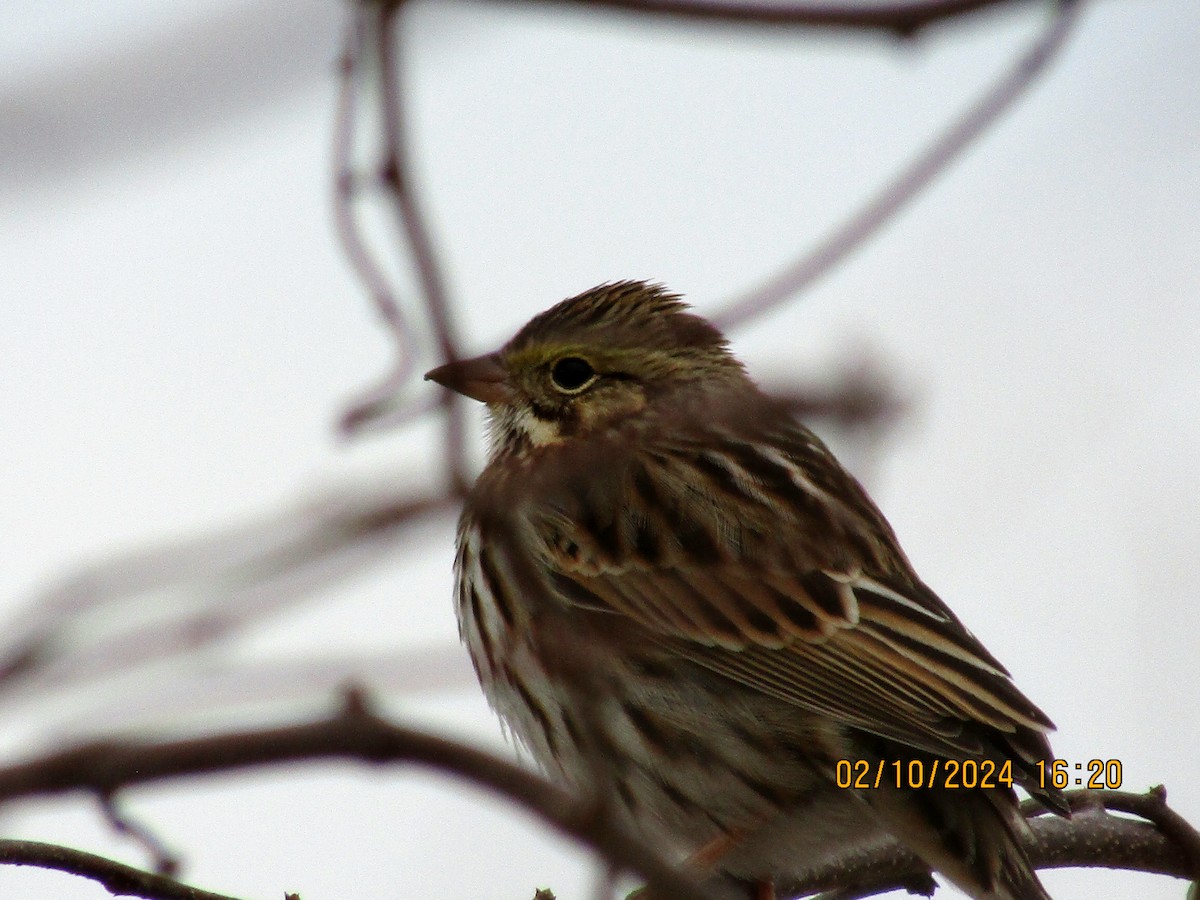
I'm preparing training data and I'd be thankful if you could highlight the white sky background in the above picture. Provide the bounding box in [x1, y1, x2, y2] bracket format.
[0, 1, 1198, 898]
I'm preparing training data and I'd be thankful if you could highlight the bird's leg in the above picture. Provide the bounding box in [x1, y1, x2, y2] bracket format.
[687, 830, 747, 869]
[685, 830, 777, 900]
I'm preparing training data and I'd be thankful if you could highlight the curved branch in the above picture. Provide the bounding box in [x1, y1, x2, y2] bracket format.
[0, 490, 456, 700]
[333, 8, 423, 436]
[776, 787, 1200, 899]
[0, 688, 718, 900]
[0, 690, 1196, 900]
[1043, 786, 1200, 879]
[376, 3, 470, 493]
[523, 0, 1033, 35]
[0, 838, 243, 900]
[712, 0, 1083, 331]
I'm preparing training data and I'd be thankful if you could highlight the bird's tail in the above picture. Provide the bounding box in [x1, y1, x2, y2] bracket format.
[865, 782, 1052, 900]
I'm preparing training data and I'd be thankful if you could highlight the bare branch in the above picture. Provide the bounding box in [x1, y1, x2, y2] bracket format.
[0, 838, 244, 900]
[775, 787, 1200, 899]
[0, 687, 720, 900]
[1039, 786, 1200, 881]
[519, 0, 1036, 35]
[1, 689, 1196, 900]
[376, 3, 470, 493]
[333, 7, 422, 435]
[768, 360, 907, 433]
[0, 489, 456, 700]
[712, 0, 1084, 331]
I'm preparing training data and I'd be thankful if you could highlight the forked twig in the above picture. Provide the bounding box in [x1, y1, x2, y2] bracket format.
[333, 6, 422, 434]
[376, 2, 471, 492]
[712, 0, 1083, 331]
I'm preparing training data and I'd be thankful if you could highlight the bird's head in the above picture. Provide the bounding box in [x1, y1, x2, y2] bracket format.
[425, 281, 745, 452]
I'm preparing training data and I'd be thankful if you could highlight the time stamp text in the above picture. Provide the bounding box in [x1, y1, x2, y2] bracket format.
[836, 758, 1123, 791]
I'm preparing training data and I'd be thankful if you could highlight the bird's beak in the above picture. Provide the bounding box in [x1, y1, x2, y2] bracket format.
[424, 353, 510, 404]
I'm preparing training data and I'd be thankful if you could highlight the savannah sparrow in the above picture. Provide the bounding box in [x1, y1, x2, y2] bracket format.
[426, 282, 1065, 900]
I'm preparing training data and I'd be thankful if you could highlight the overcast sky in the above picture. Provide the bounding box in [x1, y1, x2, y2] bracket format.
[1, 1, 1198, 898]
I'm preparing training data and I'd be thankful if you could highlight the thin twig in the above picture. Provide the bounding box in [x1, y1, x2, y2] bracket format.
[375, 3, 470, 493]
[97, 793, 181, 877]
[527, 0, 1033, 35]
[712, 0, 1084, 331]
[0, 838, 243, 900]
[333, 6, 422, 436]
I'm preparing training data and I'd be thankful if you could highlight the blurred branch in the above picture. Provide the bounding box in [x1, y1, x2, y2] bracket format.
[0, 838, 243, 900]
[713, 0, 1083, 331]
[528, 0, 1034, 34]
[0, 0, 339, 198]
[0, 687, 720, 900]
[0, 488, 456, 701]
[0, 0, 1044, 198]
[769, 360, 907, 433]
[335, 2, 471, 490]
[340, 0, 1075, 443]
[377, 3, 471, 492]
[1, 691, 1197, 900]
[70, 645, 473, 735]
[334, 9, 421, 435]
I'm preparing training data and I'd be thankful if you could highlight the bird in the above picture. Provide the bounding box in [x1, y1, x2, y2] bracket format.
[425, 281, 1066, 900]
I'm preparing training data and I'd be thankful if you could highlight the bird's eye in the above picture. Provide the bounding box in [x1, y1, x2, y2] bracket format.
[550, 356, 597, 393]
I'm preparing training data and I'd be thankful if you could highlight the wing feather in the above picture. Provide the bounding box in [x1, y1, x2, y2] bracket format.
[529, 418, 1058, 788]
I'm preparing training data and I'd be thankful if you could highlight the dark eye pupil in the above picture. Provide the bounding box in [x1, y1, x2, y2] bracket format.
[551, 357, 595, 391]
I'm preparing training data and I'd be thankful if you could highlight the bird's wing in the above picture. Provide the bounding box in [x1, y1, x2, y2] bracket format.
[530, 422, 1059, 783]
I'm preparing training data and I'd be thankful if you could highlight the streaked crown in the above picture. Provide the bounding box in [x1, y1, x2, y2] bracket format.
[426, 281, 747, 452]
[505, 281, 729, 361]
